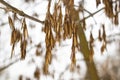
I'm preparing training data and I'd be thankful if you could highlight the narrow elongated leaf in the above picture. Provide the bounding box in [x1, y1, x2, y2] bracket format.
[98, 29, 102, 41]
[8, 16, 14, 30]
[22, 18, 28, 39]
[90, 32, 94, 44]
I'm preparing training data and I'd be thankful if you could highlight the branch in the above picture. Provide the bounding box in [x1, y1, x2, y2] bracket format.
[0, 0, 104, 25]
[0, 59, 19, 72]
[80, 7, 105, 22]
[0, 44, 36, 72]
[0, 0, 44, 24]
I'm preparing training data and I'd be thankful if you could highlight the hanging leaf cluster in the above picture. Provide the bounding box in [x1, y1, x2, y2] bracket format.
[8, 15, 28, 59]
[42, 0, 79, 74]
[5, 0, 120, 76]
[90, 0, 120, 60]
[96, 0, 120, 25]
[89, 24, 107, 57]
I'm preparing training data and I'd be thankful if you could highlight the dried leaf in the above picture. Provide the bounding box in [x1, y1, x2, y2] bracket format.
[50, 32, 55, 48]
[98, 29, 102, 41]
[56, 22, 60, 33]
[53, 3, 57, 21]
[36, 43, 41, 48]
[8, 16, 14, 30]
[35, 49, 42, 56]
[70, 45, 76, 72]
[10, 29, 21, 45]
[89, 44, 94, 62]
[47, 28, 51, 39]
[90, 32, 94, 44]
[49, 14, 54, 27]
[11, 44, 15, 58]
[47, 50, 52, 64]
[43, 63, 49, 75]
[101, 43, 106, 54]
[45, 37, 49, 48]
[73, 34, 78, 47]
[43, 48, 52, 75]
[103, 0, 114, 18]
[63, 23, 68, 40]
[63, 13, 70, 39]
[114, 13, 119, 25]
[34, 67, 40, 79]
[22, 18, 28, 39]
[16, 30, 21, 42]
[19, 75, 23, 80]
[96, 0, 101, 7]
[10, 30, 15, 45]
[10, 28, 21, 58]
[20, 40, 27, 59]
[71, 53, 76, 65]
[102, 24, 106, 42]
[13, 13, 17, 21]
[58, 6, 62, 25]
[70, 53, 76, 72]
[47, 0, 51, 12]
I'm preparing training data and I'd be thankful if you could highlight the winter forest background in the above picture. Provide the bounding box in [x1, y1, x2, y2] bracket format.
[0, 0, 120, 80]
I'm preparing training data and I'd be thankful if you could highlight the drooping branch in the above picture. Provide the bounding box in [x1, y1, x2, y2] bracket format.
[0, 0, 44, 24]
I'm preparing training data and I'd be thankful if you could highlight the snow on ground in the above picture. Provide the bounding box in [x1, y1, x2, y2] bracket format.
[0, 0, 120, 80]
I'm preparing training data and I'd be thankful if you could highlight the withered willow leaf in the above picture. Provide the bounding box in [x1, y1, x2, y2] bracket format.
[8, 16, 15, 30]
[98, 29, 102, 41]
[11, 44, 15, 58]
[89, 44, 94, 62]
[20, 39, 27, 59]
[43, 63, 49, 75]
[10, 29, 21, 45]
[102, 24, 106, 42]
[70, 52, 76, 72]
[22, 18, 28, 39]
[101, 43, 106, 54]
[114, 13, 119, 25]
[90, 32, 94, 44]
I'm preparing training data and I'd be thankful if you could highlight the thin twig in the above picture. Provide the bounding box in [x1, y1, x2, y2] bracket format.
[0, 59, 19, 72]
[0, 44, 36, 72]
[0, 0, 44, 24]
[80, 7, 105, 22]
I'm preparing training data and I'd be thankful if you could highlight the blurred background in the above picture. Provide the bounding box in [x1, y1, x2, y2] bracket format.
[0, 0, 120, 80]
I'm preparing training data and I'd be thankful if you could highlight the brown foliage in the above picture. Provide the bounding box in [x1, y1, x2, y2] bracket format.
[8, 16, 28, 59]
[0, 0, 119, 79]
